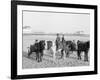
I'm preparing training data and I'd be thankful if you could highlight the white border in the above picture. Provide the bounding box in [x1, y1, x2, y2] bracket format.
[17, 5, 94, 75]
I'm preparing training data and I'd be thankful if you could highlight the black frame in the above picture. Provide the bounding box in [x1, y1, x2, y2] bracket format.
[11, 0, 98, 79]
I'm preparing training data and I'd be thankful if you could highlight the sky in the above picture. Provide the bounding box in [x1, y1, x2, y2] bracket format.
[23, 11, 90, 34]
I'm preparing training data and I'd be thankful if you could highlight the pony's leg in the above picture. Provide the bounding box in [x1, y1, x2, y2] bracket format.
[65, 49, 68, 57]
[28, 50, 32, 57]
[56, 45, 58, 51]
[47, 46, 49, 50]
[84, 50, 88, 61]
[63, 50, 66, 59]
[39, 53, 41, 62]
[37, 52, 40, 62]
[77, 51, 81, 60]
[84, 51, 86, 61]
[66, 50, 70, 57]
[38, 52, 42, 62]
[61, 49, 64, 58]
[40, 52, 43, 62]
[39, 52, 41, 62]
[79, 51, 82, 60]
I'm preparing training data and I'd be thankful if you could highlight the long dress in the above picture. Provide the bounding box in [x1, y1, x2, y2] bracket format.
[55, 36, 61, 51]
[61, 37, 66, 50]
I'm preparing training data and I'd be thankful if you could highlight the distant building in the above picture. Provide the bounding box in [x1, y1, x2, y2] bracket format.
[33, 32, 45, 34]
[75, 31, 84, 34]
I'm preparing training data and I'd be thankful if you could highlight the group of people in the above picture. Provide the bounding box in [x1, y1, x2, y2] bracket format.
[55, 33, 89, 61]
[33, 33, 66, 51]
[55, 33, 66, 50]
[28, 33, 90, 62]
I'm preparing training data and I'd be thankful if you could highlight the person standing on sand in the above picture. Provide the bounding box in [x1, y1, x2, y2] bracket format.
[61, 34, 66, 58]
[62, 34, 65, 44]
[55, 33, 61, 51]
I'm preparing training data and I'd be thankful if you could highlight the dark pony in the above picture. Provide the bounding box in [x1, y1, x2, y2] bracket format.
[77, 40, 90, 61]
[28, 40, 45, 62]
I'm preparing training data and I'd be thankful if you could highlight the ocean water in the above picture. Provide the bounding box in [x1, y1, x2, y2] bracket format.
[23, 35, 89, 52]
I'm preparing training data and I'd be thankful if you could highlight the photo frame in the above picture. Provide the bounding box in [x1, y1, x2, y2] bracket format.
[11, 0, 98, 79]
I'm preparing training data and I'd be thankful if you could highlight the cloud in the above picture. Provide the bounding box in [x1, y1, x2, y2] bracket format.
[23, 26, 31, 29]
[23, 26, 32, 33]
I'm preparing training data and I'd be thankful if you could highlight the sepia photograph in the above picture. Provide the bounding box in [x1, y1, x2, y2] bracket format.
[11, 1, 97, 79]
